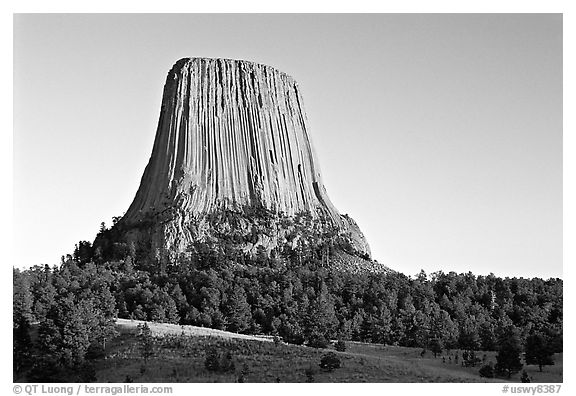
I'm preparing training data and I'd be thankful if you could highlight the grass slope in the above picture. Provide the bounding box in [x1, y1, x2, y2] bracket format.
[89, 319, 562, 383]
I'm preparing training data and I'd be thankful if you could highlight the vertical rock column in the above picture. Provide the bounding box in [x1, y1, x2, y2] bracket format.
[124, 58, 342, 223]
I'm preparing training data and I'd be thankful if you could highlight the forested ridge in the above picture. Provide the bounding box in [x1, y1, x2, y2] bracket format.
[13, 218, 562, 381]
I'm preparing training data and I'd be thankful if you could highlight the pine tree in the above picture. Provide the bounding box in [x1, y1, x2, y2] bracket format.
[59, 298, 92, 367]
[137, 323, 154, 364]
[224, 286, 251, 333]
[458, 316, 481, 351]
[303, 282, 338, 345]
[495, 326, 524, 378]
[479, 321, 497, 351]
[37, 318, 62, 357]
[170, 283, 189, 319]
[13, 317, 32, 373]
[30, 266, 57, 322]
[429, 337, 444, 358]
[525, 333, 554, 372]
[13, 269, 34, 325]
[429, 306, 458, 351]
[90, 286, 118, 349]
[164, 298, 181, 324]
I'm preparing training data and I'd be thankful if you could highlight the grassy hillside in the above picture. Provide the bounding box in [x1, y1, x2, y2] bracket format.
[89, 319, 562, 383]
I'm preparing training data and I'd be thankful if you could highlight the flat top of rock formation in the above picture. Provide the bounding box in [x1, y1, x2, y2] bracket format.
[170, 57, 296, 82]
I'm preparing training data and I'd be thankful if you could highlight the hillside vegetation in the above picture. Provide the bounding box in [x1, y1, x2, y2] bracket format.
[13, 218, 563, 382]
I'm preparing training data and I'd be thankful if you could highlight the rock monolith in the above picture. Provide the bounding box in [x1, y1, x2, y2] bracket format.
[113, 58, 380, 270]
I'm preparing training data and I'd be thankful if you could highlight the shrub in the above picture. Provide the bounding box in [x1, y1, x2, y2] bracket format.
[283, 332, 305, 345]
[479, 364, 494, 378]
[237, 363, 249, 383]
[204, 346, 221, 372]
[305, 366, 315, 382]
[85, 344, 106, 360]
[334, 339, 347, 352]
[220, 351, 235, 373]
[273, 335, 281, 347]
[204, 346, 235, 373]
[308, 333, 330, 349]
[319, 352, 341, 372]
[521, 370, 531, 383]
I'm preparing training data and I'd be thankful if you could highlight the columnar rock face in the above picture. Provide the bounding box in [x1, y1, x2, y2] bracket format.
[119, 58, 371, 259]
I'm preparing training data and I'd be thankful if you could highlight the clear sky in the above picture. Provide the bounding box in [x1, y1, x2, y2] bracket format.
[13, 14, 562, 278]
